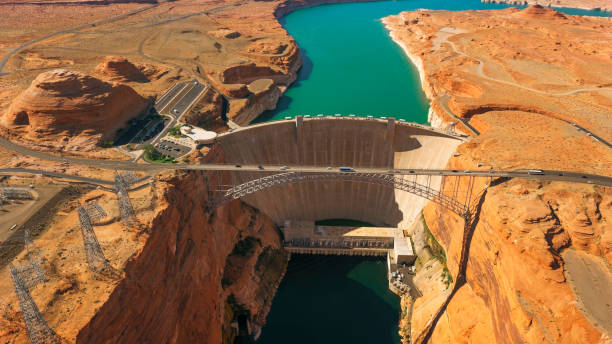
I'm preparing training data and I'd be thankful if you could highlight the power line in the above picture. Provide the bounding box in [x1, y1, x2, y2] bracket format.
[114, 172, 136, 226]
[77, 205, 114, 279]
[9, 263, 58, 344]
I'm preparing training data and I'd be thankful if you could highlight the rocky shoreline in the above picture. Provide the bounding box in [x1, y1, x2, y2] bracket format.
[382, 6, 612, 343]
[481, 0, 609, 12]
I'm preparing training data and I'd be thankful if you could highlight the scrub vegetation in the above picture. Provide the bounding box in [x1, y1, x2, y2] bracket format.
[421, 212, 453, 288]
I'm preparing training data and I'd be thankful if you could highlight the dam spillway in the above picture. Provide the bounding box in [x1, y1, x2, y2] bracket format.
[216, 117, 464, 227]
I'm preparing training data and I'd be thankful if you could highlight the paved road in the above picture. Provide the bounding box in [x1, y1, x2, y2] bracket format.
[2, 163, 611, 187]
[172, 165, 612, 187]
[437, 94, 480, 136]
[0, 168, 115, 185]
[1, 125, 611, 186]
[155, 82, 188, 114]
[171, 81, 206, 117]
[435, 30, 612, 147]
[0, 136, 164, 172]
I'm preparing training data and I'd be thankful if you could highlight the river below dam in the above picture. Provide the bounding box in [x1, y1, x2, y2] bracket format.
[257, 255, 400, 344]
[255, 1, 609, 343]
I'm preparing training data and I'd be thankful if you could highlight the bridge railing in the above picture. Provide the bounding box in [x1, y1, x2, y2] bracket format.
[208, 171, 474, 218]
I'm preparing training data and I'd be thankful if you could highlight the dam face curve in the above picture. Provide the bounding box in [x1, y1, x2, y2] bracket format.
[217, 118, 463, 227]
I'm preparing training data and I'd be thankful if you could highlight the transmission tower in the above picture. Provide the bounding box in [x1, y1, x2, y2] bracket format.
[113, 172, 136, 225]
[12, 260, 47, 289]
[77, 206, 114, 278]
[84, 202, 107, 223]
[117, 172, 138, 186]
[9, 264, 58, 344]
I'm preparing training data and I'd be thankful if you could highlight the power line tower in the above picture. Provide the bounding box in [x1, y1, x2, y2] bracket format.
[77, 206, 114, 279]
[84, 202, 107, 224]
[9, 263, 58, 344]
[114, 172, 137, 225]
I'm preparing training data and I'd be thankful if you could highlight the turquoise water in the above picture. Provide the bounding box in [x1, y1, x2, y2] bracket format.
[257, 255, 400, 344]
[256, 0, 610, 124]
[254, 2, 610, 343]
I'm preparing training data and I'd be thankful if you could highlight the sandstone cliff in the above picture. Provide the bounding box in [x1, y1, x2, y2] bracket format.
[76, 168, 287, 343]
[384, 7, 612, 343]
[1, 69, 149, 150]
[227, 79, 282, 126]
[0, 157, 286, 343]
[183, 87, 224, 127]
[93, 56, 148, 82]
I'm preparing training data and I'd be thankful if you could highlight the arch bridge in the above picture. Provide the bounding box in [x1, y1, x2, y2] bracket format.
[205, 167, 612, 220]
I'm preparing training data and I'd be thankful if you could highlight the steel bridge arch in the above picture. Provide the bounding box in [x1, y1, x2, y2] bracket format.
[209, 171, 475, 217]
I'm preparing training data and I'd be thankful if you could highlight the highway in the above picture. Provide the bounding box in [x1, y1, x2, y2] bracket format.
[172, 165, 612, 187]
[170, 81, 206, 116]
[155, 81, 188, 114]
[2, 160, 611, 187]
[0, 168, 115, 185]
[1, 131, 611, 187]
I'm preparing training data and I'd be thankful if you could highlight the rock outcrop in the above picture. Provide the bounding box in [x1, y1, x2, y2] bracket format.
[226, 78, 281, 125]
[417, 175, 612, 343]
[1, 69, 148, 143]
[384, 7, 612, 343]
[77, 166, 287, 343]
[513, 4, 568, 19]
[183, 87, 224, 127]
[94, 56, 148, 82]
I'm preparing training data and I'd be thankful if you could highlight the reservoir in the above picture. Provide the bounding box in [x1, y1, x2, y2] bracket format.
[256, 0, 611, 124]
[256, 1, 611, 343]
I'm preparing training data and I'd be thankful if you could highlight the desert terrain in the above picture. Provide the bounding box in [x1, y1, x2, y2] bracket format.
[0, 0, 610, 343]
[384, 5, 612, 343]
[0, 0, 305, 156]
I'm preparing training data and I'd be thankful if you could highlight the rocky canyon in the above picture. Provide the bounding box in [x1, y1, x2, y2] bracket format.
[384, 5, 612, 344]
[0, 0, 610, 343]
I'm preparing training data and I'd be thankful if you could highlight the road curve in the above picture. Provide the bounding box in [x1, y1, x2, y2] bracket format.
[435, 31, 612, 148]
[440, 31, 612, 97]
[0, 3, 161, 76]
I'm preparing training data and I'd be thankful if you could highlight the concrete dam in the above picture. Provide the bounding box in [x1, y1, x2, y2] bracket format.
[216, 117, 464, 228]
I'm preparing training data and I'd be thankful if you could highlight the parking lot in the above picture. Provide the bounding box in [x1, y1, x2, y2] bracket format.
[155, 139, 192, 159]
